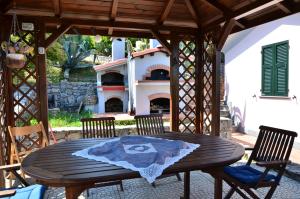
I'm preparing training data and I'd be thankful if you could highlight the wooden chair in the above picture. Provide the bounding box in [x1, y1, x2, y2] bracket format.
[134, 114, 165, 135]
[223, 125, 297, 199]
[134, 114, 182, 185]
[7, 122, 49, 186]
[0, 164, 46, 199]
[81, 117, 116, 138]
[80, 117, 124, 192]
[8, 122, 49, 165]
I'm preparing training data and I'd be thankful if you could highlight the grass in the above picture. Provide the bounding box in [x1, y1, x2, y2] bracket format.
[49, 110, 93, 127]
[48, 111, 170, 128]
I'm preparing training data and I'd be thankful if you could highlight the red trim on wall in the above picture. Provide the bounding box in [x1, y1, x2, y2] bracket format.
[97, 86, 126, 91]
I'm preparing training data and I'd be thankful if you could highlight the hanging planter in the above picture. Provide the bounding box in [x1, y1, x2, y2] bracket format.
[1, 42, 33, 69]
[0, 14, 34, 69]
[6, 53, 26, 69]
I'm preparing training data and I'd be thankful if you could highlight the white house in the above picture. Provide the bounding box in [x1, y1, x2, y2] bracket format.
[224, 12, 300, 143]
[94, 39, 171, 115]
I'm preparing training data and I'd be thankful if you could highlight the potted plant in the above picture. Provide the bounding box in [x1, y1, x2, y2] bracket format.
[1, 41, 34, 69]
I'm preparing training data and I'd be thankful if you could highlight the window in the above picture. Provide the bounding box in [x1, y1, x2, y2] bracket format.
[261, 41, 289, 96]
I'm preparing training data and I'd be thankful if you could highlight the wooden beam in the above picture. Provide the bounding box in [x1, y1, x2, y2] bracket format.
[45, 23, 71, 49]
[108, 0, 119, 39]
[276, 2, 292, 14]
[233, 0, 284, 20]
[184, 0, 201, 27]
[0, 0, 14, 14]
[204, 0, 232, 15]
[108, 27, 113, 35]
[158, 0, 176, 24]
[150, 29, 172, 54]
[231, 3, 300, 34]
[170, 36, 180, 132]
[46, 26, 161, 39]
[37, 20, 49, 136]
[204, 0, 284, 31]
[234, 20, 245, 29]
[63, 18, 198, 34]
[110, 0, 119, 20]
[52, 0, 61, 16]
[211, 50, 222, 136]
[217, 19, 236, 50]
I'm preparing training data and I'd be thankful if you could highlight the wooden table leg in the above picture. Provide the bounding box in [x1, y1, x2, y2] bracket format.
[65, 184, 93, 199]
[184, 171, 190, 199]
[214, 172, 223, 199]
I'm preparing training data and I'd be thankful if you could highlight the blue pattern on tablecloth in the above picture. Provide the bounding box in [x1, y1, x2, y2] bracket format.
[72, 136, 200, 183]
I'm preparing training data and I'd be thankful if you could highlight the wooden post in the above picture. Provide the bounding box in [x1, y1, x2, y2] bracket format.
[211, 49, 221, 136]
[0, 15, 13, 187]
[170, 36, 179, 132]
[36, 20, 49, 136]
[195, 35, 203, 134]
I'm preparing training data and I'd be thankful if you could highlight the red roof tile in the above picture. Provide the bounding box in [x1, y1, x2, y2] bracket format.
[131, 46, 169, 58]
[93, 58, 127, 71]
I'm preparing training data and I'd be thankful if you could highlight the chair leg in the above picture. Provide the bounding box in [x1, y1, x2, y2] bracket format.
[235, 188, 251, 199]
[176, 173, 182, 181]
[264, 185, 277, 199]
[226, 181, 250, 199]
[224, 188, 235, 199]
[86, 189, 90, 197]
[119, 181, 124, 191]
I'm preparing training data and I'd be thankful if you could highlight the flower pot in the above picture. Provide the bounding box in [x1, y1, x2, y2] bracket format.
[6, 53, 26, 69]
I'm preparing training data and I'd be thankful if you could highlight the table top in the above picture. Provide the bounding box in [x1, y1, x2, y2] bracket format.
[21, 133, 244, 187]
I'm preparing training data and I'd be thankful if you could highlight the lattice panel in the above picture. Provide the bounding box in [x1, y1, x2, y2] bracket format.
[0, 54, 9, 165]
[178, 39, 196, 133]
[202, 32, 215, 134]
[10, 28, 40, 127]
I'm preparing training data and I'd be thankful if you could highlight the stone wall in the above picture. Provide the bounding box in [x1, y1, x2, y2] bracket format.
[48, 80, 97, 111]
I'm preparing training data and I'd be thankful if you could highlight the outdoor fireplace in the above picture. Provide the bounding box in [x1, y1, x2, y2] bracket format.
[101, 72, 124, 86]
[150, 98, 170, 114]
[105, 98, 123, 112]
[146, 69, 170, 80]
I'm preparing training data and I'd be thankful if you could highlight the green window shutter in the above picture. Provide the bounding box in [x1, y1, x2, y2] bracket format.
[261, 46, 274, 96]
[274, 42, 289, 96]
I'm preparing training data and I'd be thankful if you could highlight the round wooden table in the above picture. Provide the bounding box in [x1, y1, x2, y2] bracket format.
[21, 133, 244, 199]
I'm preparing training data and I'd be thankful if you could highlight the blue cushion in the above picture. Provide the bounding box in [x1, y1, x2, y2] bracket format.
[2, 185, 46, 199]
[224, 165, 276, 185]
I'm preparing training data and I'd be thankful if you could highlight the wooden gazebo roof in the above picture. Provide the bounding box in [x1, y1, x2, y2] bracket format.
[1, 0, 300, 40]
[0, 0, 300, 142]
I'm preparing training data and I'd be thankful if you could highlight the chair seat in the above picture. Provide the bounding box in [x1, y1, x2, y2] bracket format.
[3, 185, 46, 199]
[224, 165, 277, 185]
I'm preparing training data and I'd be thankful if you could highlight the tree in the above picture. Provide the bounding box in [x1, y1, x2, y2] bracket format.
[61, 35, 93, 79]
[92, 36, 112, 63]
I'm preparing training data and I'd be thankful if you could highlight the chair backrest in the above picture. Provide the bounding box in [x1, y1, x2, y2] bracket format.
[8, 122, 49, 163]
[248, 125, 297, 165]
[81, 117, 116, 138]
[134, 114, 164, 135]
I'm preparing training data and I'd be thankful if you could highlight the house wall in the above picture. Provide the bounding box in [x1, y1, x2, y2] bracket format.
[225, 13, 300, 142]
[135, 84, 170, 115]
[129, 52, 170, 114]
[133, 52, 170, 81]
[96, 64, 128, 113]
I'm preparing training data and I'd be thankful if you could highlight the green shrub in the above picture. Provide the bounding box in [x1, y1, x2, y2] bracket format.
[46, 59, 63, 83]
[48, 110, 93, 127]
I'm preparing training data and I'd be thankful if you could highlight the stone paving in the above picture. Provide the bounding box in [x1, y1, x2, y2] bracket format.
[44, 166, 300, 199]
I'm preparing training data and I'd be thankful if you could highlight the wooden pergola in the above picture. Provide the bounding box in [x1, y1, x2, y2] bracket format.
[0, 0, 299, 170]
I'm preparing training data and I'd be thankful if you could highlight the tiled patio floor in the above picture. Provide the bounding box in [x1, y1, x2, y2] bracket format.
[45, 168, 300, 199]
